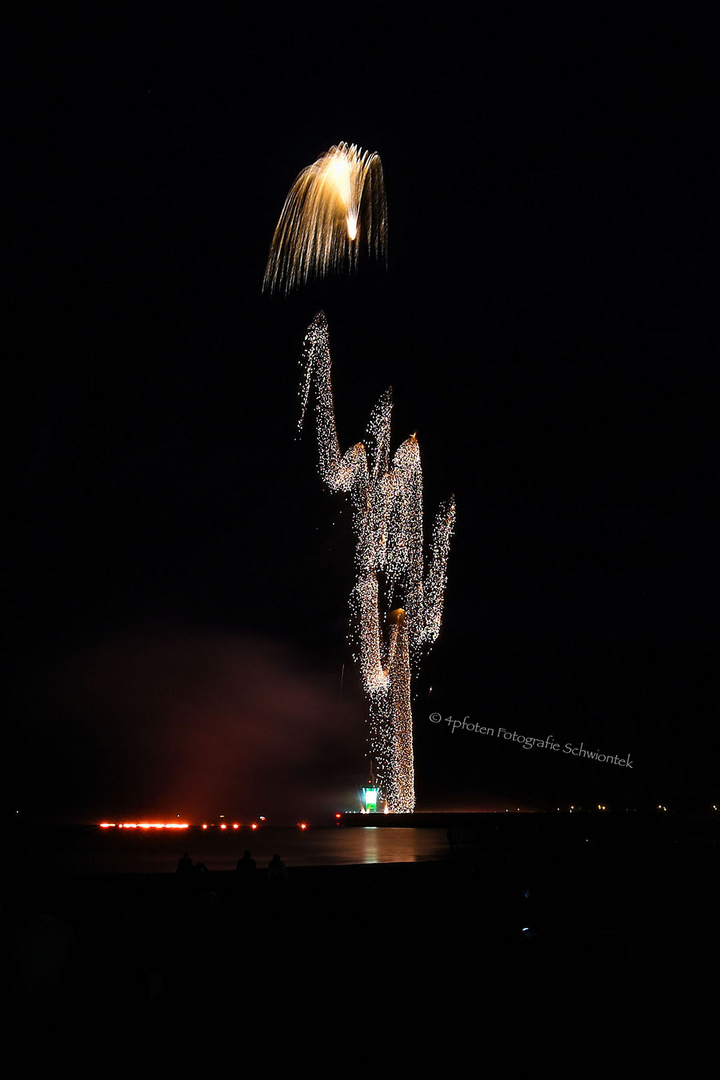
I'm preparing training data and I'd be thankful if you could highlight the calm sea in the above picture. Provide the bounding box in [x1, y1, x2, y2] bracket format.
[5, 823, 452, 875]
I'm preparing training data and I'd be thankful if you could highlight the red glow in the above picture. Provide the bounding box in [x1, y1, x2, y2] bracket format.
[220, 823, 227, 830]
[233, 823, 239, 829]
[299, 822, 307, 830]
[100, 822, 189, 830]
[202, 823, 208, 829]
[251, 823, 257, 830]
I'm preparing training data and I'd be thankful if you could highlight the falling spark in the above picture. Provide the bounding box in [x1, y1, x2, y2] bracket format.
[299, 313, 455, 812]
[263, 143, 387, 295]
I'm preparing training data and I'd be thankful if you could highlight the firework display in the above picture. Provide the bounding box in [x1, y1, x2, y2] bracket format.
[263, 143, 387, 295]
[299, 312, 455, 811]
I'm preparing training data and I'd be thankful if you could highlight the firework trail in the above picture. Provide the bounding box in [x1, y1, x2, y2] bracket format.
[263, 143, 388, 295]
[299, 313, 455, 812]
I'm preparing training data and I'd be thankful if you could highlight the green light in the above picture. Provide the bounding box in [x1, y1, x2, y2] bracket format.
[363, 787, 378, 811]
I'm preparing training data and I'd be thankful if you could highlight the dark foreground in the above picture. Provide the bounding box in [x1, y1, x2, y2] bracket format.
[3, 813, 717, 1025]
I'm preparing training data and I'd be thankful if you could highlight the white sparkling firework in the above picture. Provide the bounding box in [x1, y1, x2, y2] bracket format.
[299, 312, 455, 812]
[263, 143, 388, 295]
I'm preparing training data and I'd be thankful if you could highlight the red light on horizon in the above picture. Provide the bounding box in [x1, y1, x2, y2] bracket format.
[100, 821, 189, 830]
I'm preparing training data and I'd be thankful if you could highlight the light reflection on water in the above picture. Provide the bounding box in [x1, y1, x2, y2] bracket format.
[19, 825, 452, 875]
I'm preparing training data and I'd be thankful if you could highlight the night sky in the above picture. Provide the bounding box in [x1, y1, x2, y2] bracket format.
[4, 15, 716, 822]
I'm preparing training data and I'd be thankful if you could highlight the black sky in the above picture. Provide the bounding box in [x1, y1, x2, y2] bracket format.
[3, 14, 716, 820]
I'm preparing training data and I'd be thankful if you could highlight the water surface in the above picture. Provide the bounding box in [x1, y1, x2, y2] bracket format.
[8, 824, 451, 875]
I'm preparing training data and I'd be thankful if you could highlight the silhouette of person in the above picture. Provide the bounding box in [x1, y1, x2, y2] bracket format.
[236, 850, 256, 875]
[267, 853, 288, 881]
[177, 852, 208, 874]
[177, 852, 193, 875]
